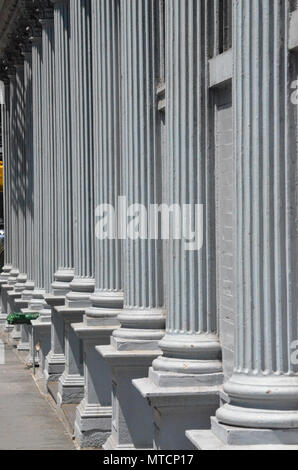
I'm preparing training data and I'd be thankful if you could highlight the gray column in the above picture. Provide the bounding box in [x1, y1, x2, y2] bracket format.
[134, 0, 222, 450]
[216, 0, 298, 433]
[6, 61, 26, 341]
[41, 10, 57, 296]
[45, 0, 74, 384]
[188, 0, 298, 450]
[1, 70, 18, 332]
[66, 0, 95, 305]
[17, 45, 35, 352]
[7, 67, 19, 282]
[25, 28, 45, 366]
[15, 61, 27, 285]
[32, 29, 44, 296]
[5, 64, 21, 341]
[98, 0, 165, 450]
[23, 47, 34, 288]
[0, 77, 13, 324]
[73, 0, 123, 448]
[1, 77, 12, 279]
[34, 8, 57, 380]
[58, 0, 94, 406]
[51, 0, 74, 295]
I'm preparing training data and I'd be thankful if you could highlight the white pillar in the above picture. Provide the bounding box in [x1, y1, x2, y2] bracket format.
[0, 76, 13, 324]
[73, 0, 123, 448]
[0, 76, 13, 282]
[188, 0, 298, 450]
[134, 0, 223, 450]
[34, 7, 57, 381]
[45, 0, 75, 384]
[58, 0, 95, 406]
[97, 0, 165, 450]
[7, 67, 19, 284]
[65, 0, 95, 305]
[25, 27, 46, 366]
[6, 61, 25, 341]
[17, 44, 35, 352]
[15, 60, 27, 287]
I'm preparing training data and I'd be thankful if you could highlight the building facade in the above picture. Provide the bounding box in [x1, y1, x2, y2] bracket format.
[0, 0, 297, 450]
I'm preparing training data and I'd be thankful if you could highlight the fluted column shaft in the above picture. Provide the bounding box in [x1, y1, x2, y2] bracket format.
[217, 0, 298, 429]
[44, 0, 75, 384]
[68, 0, 94, 292]
[40, 14, 57, 294]
[92, 0, 121, 296]
[15, 63, 26, 278]
[8, 70, 19, 274]
[52, 0, 74, 289]
[72, 0, 123, 448]
[153, 0, 221, 377]
[113, 0, 165, 347]
[2, 79, 12, 270]
[32, 32, 44, 290]
[57, 0, 94, 407]
[24, 50, 34, 284]
[89, 0, 122, 313]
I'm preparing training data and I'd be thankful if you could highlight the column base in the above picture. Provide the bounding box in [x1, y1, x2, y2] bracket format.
[17, 341, 30, 351]
[186, 416, 298, 450]
[66, 277, 95, 308]
[52, 268, 75, 297]
[44, 352, 66, 383]
[0, 314, 7, 325]
[57, 371, 85, 406]
[44, 295, 67, 383]
[134, 368, 222, 450]
[72, 317, 120, 448]
[96, 345, 160, 450]
[56, 306, 85, 405]
[1, 283, 14, 315]
[25, 325, 39, 366]
[17, 324, 30, 351]
[31, 318, 51, 381]
[11, 325, 21, 341]
[74, 398, 112, 449]
[103, 435, 138, 451]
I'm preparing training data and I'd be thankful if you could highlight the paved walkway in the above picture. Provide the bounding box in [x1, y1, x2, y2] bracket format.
[0, 343, 75, 450]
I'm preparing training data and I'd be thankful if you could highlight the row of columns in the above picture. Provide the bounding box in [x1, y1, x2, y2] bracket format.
[0, 0, 297, 451]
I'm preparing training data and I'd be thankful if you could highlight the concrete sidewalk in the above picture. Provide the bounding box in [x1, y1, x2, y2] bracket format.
[0, 343, 75, 450]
